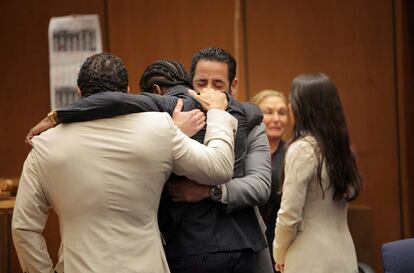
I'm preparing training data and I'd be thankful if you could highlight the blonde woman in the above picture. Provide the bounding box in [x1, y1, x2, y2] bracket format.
[252, 89, 289, 271]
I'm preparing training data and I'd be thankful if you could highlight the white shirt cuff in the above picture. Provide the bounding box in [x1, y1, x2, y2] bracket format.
[220, 184, 229, 204]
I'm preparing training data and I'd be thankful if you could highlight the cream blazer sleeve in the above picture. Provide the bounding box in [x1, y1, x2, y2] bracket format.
[12, 150, 55, 273]
[273, 138, 317, 265]
[171, 109, 238, 185]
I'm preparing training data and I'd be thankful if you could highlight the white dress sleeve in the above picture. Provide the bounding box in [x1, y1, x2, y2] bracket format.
[273, 138, 317, 265]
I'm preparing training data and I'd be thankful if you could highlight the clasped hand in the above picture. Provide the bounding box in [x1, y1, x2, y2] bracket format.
[188, 87, 228, 111]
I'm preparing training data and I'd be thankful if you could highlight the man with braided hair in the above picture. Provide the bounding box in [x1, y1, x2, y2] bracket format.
[26, 53, 272, 273]
[139, 59, 192, 94]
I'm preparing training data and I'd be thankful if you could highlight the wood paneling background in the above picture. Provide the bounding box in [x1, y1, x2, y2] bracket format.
[243, 1, 402, 271]
[106, 0, 235, 93]
[396, 0, 414, 239]
[405, 0, 414, 238]
[0, 1, 412, 272]
[0, 0, 107, 177]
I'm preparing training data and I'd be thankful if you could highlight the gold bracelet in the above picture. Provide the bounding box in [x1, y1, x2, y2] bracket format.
[47, 111, 58, 126]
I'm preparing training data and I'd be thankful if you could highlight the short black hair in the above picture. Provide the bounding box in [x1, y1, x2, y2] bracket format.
[139, 59, 191, 93]
[190, 47, 236, 84]
[77, 52, 128, 97]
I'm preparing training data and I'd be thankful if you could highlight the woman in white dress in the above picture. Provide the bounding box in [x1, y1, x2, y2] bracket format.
[273, 73, 362, 273]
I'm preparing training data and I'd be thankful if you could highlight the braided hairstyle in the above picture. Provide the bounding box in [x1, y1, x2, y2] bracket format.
[139, 60, 191, 93]
[77, 52, 128, 97]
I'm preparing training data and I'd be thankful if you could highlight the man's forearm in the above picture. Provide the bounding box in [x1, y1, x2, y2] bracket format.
[56, 92, 164, 123]
[224, 124, 272, 213]
[172, 109, 237, 186]
[168, 124, 271, 205]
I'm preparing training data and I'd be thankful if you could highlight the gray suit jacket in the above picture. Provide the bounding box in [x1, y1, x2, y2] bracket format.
[224, 123, 271, 213]
[224, 123, 273, 273]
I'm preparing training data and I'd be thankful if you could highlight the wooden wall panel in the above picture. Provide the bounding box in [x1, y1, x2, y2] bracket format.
[405, 0, 414, 238]
[0, 0, 107, 175]
[106, 0, 235, 93]
[244, 0, 399, 271]
[395, 0, 414, 238]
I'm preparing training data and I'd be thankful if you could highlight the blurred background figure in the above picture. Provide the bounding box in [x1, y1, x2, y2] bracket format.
[251, 89, 289, 271]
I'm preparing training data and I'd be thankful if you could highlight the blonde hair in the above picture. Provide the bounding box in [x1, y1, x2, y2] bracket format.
[251, 89, 287, 106]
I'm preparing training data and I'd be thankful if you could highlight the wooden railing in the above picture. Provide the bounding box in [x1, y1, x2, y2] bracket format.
[0, 178, 19, 273]
[0, 198, 15, 273]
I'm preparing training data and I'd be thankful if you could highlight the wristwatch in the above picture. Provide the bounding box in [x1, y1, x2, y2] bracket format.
[210, 185, 222, 202]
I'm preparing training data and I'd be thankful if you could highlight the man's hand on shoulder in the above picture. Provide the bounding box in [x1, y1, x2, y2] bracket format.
[172, 99, 206, 137]
[25, 116, 56, 146]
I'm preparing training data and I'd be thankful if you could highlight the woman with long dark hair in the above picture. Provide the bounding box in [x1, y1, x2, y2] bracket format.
[273, 73, 362, 273]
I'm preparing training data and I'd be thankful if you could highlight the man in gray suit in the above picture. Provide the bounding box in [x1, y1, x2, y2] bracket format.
[164, 48, 274, 273]
[12, 52, 238, 273]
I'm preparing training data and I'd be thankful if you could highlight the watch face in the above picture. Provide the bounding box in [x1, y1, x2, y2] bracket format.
[211, 186, 222, 202]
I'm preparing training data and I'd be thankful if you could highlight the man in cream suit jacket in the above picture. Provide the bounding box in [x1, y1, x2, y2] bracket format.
[12, 53, 238, 273]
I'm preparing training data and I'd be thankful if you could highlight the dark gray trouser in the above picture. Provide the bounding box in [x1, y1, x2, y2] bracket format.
[168, 248, 274, 273]
[255, 247, 275, 273]
[168, 249, 256, 273]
